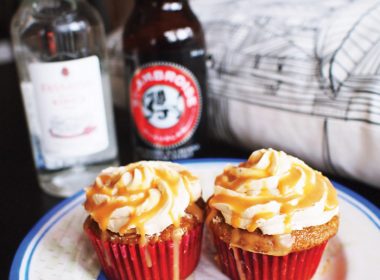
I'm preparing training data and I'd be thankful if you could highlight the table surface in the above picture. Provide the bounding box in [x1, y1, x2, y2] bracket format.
[1, 62, 380, 280]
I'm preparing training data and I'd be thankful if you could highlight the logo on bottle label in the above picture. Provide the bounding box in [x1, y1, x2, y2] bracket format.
[130, 63, 202, 148]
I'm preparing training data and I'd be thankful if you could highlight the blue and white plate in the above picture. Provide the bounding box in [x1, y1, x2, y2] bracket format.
[10, 159, 380, 280]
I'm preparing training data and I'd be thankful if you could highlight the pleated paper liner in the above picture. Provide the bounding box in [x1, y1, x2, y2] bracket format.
[213, 235, 328, 280]
[85, 223, 203, 280]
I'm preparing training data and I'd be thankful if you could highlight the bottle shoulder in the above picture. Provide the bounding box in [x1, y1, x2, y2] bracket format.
[122, 10, 205, 52]
[11, 1, 103, 38]
[11, 1, 107, 61]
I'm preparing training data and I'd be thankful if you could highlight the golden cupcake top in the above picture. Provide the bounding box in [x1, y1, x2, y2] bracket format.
[208, 149, 339, 235]
[84, 161, 201, 236]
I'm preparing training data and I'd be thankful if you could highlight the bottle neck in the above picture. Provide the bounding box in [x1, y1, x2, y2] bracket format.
[24, 0, 80, 3]
[137, 0, 189, 11]
[25, 0, 81, 17]
[140, 0, 187, 3]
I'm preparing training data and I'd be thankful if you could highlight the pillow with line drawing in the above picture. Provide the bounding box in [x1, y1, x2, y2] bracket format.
[192, 0, 380, 187]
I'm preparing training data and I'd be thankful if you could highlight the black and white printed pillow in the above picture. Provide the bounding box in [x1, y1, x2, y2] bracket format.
[192, 0, 380, 187]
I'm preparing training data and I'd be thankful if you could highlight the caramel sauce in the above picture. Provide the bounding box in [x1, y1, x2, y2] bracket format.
[205, 208, 217, 227]
[274, 233, 293, 250]
[283, 214, 292, 233]
[172, 229, 183, 280]
[84, 162, 201, 244]
[85, 183, 113, 198]
[209, 191, 300, 232]
[144, 246, 152, 268]
[230, 228, 240, 245]
[209, 149, 339, 235]
[139, 166, 146, 183]
[170, 212, 180, 228]
[296, 180, 324, 209]
[138, 227, 146, 245]
[325, 179, 339, 210]
[111, 174, 123, 188]
[231, 212, 241, 228]
[208, 211, 295, 256]
[90, 200, 127, 230]
[280, 203, 293, 214]
[247, 212, 276, 232]
[231, 222, 292, 256]
[268, 151, 279, 174]
[232, 247, 246, 280]
[225, 178, 248, 191]
[173, 238, 180, 280]
[179, 169, 197, 181]
[156, 169, 180, 196]
[97, 174, 112, 187]
[259, 187, 272, 197]
[120, 187, 169, 235]
[246, 151, 263, 165]
[210, 193, 300, 212]
[182, 176, 194, 201]
[278, 166, 302, 194]
[129, 192, 150, 206]
[186, 202, 204, 222]
[229, 167, 269, 180]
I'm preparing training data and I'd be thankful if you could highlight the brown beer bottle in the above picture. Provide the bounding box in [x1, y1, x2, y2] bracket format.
[123, 0, 207, 161]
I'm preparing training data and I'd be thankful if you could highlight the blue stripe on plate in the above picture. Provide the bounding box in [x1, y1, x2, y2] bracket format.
[9, 158, 380, 280]
[334, 182, 380, 220]
[334, 182, 380, 229]
[97, 272, 107, 280]
[24, 195, 85, 280]
[176, 158, 244, 164]
[9, 190, 85, 280]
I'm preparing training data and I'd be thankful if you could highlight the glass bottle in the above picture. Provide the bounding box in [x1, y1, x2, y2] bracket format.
[11, 0, 118, 197]
[123, 0, 208, 161]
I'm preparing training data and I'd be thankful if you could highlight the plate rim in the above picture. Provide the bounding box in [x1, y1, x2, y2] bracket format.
[10, 190, 84, 280]
[10, 158, 380, 279]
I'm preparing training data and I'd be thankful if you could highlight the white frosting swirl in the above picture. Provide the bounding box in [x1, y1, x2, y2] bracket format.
[84, 161, 201, 236]
[209, 149, 339, 235]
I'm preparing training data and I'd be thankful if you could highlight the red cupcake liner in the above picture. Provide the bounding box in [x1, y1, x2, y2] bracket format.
[85, 223, 203, 280]
[213, 235, 328, 280]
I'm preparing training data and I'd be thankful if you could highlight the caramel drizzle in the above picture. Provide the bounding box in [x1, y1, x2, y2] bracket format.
[84, 162, 200, 243]
[210, 150, 339, 233]
[232, 248, 246, 280]
[173, 234, 181, 280]
[144, 247, 152, 268]
[207, 210, 294, 256]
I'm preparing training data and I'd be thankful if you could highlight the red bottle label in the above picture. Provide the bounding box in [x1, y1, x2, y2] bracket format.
[130, 63, 202, 148]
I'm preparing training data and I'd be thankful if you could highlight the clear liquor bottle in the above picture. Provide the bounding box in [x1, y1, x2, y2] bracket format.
[11, 0, 118, 197]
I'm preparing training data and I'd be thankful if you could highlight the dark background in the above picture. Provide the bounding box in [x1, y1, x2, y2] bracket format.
[1, 1, 380, 279]
[0, 0, 131, 35]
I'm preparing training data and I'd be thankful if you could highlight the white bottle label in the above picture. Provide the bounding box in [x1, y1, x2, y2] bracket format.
[29, 56, 109, 159]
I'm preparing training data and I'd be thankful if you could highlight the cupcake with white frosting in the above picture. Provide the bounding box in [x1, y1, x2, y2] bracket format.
[206, 148, 339, 280]
[83, 161, 204, 280]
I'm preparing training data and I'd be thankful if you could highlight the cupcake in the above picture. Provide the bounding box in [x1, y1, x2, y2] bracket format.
[206, 149, 339, 280]
[83, 161, 204, 280]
